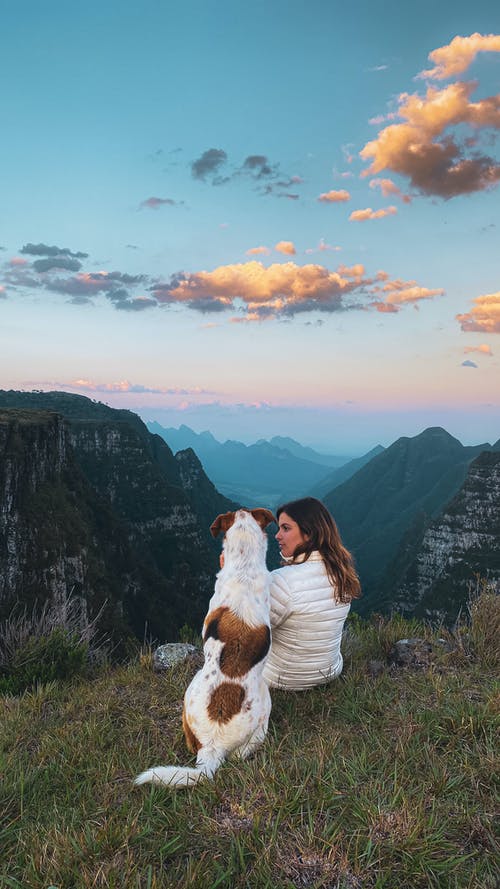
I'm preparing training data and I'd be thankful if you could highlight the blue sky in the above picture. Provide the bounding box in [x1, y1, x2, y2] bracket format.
[1, 1, 499, 453]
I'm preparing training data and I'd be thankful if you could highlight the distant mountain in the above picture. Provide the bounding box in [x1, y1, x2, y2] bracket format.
[309, 445, 385, 498]
[323, 427, 494, 611]
[147, 423, 220, 457]
[148, 422, 343, 507]
[381, 450, 500, 621]
[0, 392, 236, 645]
[266, 436, 351, 468]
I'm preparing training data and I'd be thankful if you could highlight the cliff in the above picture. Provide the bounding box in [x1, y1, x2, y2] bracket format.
[381, 450, 500, 620]
[0, 392, 236, 644]
[324, 426, 492, 610]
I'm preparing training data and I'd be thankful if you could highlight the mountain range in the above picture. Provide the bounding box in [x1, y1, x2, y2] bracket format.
[324, 426, 500, 616]
[1, 391, 498, 635]
[147, 422, 364, 507]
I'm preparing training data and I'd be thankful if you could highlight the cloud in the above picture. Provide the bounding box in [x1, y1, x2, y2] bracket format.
[369, 177, 411, 203]
[418, 33, 500, 81]
[464, 344, 493, 356]
[360, 78, 500, 198]
[30, 379, 211, 396]
[246, 246, 271, 256]
[349, 206, 397, 221]
[191, 148, 228, 181]
[33, 257, 83, 273]
[317, 189, 351, 203]
[457, 292, 500, 333]
[149, 260, 443, 322]
[20, 242, 88, 259]
[139, 196, 183, 209]
[242, 155, 275, 178]
[9, 257, 29, 266]
[367, 64, 389, 72]
[48, 271, 146, 296]
[370, 277, 445, 312]
[337, 264, 365, 277]
[305, 239, 342, 254]
[275, 240, 296, 255]
[462, 360, 478, 368]
[151, 261, 365, 320]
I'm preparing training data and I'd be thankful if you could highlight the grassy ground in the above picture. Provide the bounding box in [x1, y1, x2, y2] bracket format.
[0, 605, 498, 889]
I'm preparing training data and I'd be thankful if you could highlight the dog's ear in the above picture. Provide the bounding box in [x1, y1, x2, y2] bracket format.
[250, 508, 276, 530]
[210, 511, 236, 538]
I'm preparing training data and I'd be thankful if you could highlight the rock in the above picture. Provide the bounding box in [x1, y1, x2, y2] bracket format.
[153, 642, 198, 672]
[388, 638, 435, 669]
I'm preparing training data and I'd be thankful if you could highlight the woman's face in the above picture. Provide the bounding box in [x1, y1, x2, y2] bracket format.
[275, 511, 308, 558]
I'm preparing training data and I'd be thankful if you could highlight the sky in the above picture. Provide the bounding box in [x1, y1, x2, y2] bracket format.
[1, 0, 499, 454]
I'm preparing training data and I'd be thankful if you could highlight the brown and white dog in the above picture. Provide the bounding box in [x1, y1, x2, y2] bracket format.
[134, 507, 275, 788]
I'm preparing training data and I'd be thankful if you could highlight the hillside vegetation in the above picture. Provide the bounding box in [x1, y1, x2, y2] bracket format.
[1, 593, 498, 889]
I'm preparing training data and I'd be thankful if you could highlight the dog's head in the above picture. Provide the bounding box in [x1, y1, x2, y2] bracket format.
[210, 508, 276, 538]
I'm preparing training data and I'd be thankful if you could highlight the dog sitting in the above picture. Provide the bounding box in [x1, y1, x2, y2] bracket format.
[134, 507, 275, 788]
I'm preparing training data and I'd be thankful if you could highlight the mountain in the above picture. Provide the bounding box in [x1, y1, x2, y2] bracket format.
[309, 445, 385, 498]
[147, 423, 220, 457]
[381, 450, 500, 620]
[266, 436, 351, 468]
[148, 422, 341, 507]
[0, 392, 236, 645]
[323, 427, 493, 611]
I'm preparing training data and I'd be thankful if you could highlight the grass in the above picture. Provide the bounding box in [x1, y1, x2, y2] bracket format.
[0, 599, 498, 889]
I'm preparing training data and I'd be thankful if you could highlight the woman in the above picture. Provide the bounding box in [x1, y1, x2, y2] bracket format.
[262, 497, 360, 690]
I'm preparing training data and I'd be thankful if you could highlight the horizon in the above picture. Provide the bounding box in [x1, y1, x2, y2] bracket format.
[1, 2, 499, 451]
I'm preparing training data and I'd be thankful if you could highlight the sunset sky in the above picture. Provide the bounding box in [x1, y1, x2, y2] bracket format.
[1, 0, 499, 453]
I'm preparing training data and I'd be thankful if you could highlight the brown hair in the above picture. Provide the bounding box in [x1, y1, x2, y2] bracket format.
[277, 497, 361, 603]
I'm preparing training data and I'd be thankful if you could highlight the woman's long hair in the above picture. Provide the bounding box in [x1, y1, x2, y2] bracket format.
[277, 497, 361, 603]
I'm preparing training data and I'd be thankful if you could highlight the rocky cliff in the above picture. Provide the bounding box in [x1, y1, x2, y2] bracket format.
[0, 392, 236, 645]
[324, 426, 493, 611]
[381, 450, 500, 621]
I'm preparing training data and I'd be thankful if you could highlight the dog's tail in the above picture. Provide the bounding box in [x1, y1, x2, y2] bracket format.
[134, 749, 224, 789]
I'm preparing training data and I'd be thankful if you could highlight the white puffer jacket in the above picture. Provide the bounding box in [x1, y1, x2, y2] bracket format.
[262, 551, 351, 690]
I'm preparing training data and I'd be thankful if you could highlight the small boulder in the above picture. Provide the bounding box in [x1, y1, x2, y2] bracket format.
[389, 639, 446, 670]
[153, 642, 198, 672]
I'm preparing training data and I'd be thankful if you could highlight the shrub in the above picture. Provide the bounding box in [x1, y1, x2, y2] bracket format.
[0, 590, 109, 694]
[466, 580, 499, 670]
[2, 628, 89, 694]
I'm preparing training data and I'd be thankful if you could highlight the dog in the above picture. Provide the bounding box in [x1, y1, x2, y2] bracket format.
[134, 507, 275, 788]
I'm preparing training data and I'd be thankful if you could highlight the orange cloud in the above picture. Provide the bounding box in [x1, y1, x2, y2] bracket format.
[275, 241, 296, 255]
[457, 292, 500, 333]
[317, 189, 351, 203]
[464, 344, 493, 356]
[383, 285, 444, 305]
[9, 257, 29, 266]
[349, 206, 397, 221]
[372, 302, 400, 313]
[151, 260, 443, 321]
[370, 277, 445, 311]
[337, 264, 365, 277]
[305, 239, 342, 254]
[246, 246, 271, 256]
[369, 177, 411, 203]
[360, 78, 500, 197]
[418, 33, 500, 81]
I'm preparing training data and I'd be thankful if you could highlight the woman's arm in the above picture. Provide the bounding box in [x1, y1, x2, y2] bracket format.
[269, 571, 292, 629]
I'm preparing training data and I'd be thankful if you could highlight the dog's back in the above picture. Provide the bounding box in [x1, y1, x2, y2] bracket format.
[134, 508, 275, 788]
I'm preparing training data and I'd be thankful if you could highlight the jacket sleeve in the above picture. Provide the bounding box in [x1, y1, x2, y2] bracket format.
[269, 570, 292, 629]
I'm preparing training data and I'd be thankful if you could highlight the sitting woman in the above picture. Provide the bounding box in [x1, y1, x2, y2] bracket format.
[262, 497, 360, 690]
